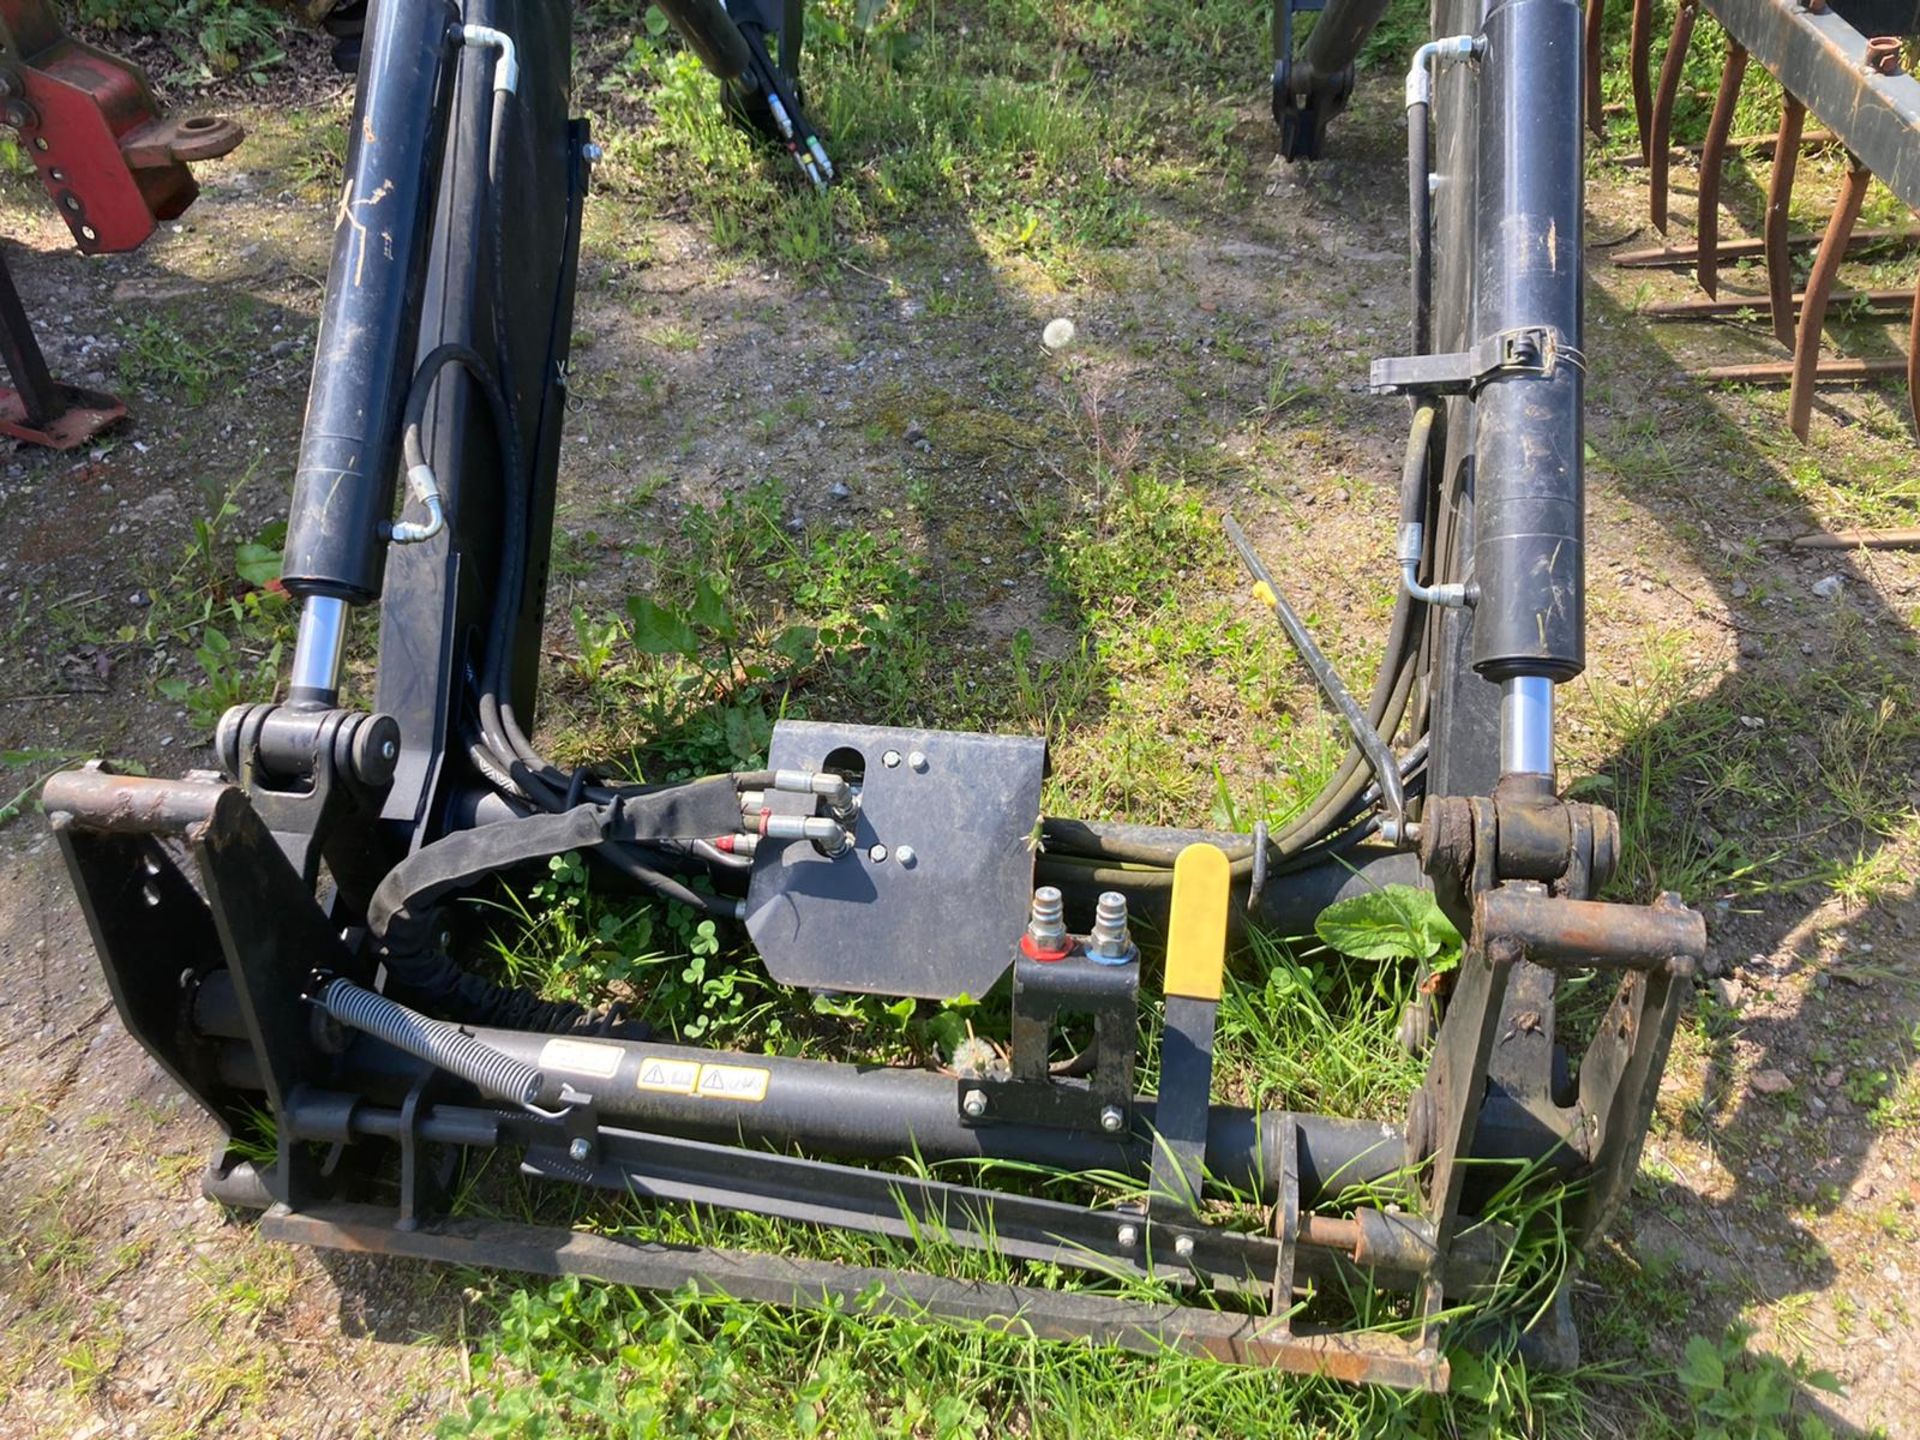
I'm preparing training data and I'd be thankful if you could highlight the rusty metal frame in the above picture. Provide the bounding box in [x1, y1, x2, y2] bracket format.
[1623, 0, 1920, 436]
[262, 1203, 1451, 1388]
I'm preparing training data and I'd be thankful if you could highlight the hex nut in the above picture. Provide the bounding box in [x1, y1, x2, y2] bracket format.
[961, 1088, 989, 1118]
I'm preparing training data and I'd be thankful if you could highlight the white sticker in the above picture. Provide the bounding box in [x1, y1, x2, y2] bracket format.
[694, 1063, 771, 1103]
[539, 1037, 623, 1080]
[635, 1057, 701, 1094]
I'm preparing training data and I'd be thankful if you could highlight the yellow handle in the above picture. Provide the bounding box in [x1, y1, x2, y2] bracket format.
[1164, 844, 1231, 1002]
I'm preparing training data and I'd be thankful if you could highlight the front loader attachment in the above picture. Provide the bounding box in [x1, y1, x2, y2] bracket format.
[44, 0, 1712, 1394]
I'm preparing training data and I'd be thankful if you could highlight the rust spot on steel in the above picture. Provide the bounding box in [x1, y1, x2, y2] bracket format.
[39, 763, 229, 836]
[1475, 889, 1706, 973]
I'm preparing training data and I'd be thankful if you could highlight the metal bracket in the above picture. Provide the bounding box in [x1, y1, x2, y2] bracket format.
[1370, 326, 1562, 396]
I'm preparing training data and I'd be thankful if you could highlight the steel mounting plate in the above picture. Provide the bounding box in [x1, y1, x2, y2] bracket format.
[746, 721, 1046, 1000]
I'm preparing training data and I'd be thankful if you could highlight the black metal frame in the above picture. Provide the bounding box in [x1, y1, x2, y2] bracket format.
[43, 0, 1712, 1392]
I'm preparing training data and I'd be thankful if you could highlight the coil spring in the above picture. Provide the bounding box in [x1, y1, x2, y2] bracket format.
[320, 978, 547, 1108]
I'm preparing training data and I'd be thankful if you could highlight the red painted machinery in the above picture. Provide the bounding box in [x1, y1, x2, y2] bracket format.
[0, 0, 242, 446]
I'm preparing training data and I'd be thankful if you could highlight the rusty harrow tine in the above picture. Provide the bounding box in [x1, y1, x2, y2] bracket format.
[1630, 0, 1655, 160]
[1696, 41, 1748, 297]
[1765, 95, 1807, 349]
[1613, 227, 1920, 268]
[1585, 0, 1608, 136]
[1788, 153, 1871, 439]
[1649, 0, 1699, 233]
[1692, 355, 1906, 384]
[1909, 258, 1919, 435]
[1640, 285, 1912, 320]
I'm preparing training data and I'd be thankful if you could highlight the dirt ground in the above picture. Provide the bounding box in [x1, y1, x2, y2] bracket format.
[2, 25, 1918, 1439]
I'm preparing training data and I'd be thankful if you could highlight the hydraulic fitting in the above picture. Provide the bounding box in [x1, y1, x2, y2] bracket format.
[456, 23, 520, 94]
[1086, 891, 1137, 965]
[1397, 522, 1468, 608]
[1022, 885, 1071, 960]
[758, 813, 847, 844]
[383, 462, 446, 545]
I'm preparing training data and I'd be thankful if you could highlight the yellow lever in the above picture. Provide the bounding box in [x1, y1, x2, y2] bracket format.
[1164, 843, 1230, 1002]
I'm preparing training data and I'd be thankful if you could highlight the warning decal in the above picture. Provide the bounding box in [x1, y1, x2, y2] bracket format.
[538, 1037, 624, 1080]
[694, 1063, 771, 1103]
[634, 1057, 700, 1094]
[633, 1057, 771, 1102]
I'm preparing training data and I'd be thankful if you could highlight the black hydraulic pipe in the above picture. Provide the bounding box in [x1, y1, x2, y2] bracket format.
[1408, 95, 1432, 355]
[460, 1027, 1410, 1204]
[1469, 0, 1585, 683]
[281, 0, 460, 605]
[187, 990, 1413, 1206]
[651, 0, 758, 85]
[1224, 516, 1407, 838]
[1292, 0, 1393, 107]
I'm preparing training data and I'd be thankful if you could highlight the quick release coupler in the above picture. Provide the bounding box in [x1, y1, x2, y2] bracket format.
[1467, 0, 1586, 687]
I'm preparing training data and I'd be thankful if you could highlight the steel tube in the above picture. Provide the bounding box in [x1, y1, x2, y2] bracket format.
[287, 594, 349, 703]
[1499, 675, 1555, 778]
[1469, 0, 1586, 687]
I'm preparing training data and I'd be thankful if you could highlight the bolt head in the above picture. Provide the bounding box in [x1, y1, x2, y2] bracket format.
[1099, 1105, 1125, 1133]
[895, 844, 916, 867]
[961, 1088, 988, 1119]
[1116, 1224, 1139, 1249]
[882, 749, 902, 768]
[568, 1137, 592, 1163]
[381, 739, 398, 762]
[908, 750, 929, 772]
[868, 844, 889, 863]
[581, 141, 604, 161]
[1173, 1235, 1196, 1260]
